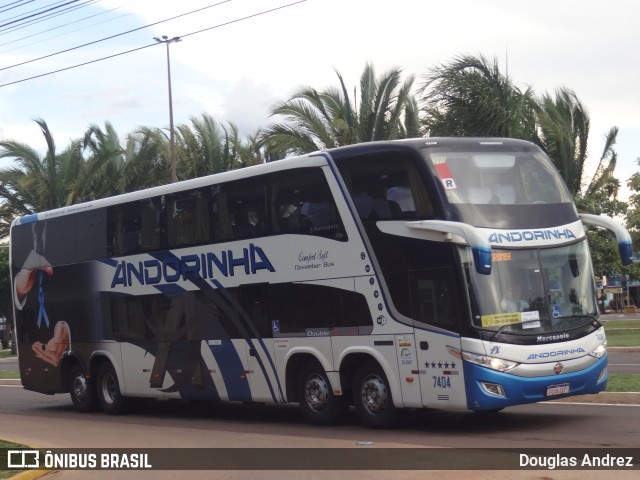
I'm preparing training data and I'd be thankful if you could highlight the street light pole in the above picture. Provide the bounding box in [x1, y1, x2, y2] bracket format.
[153, 35, 182, 183]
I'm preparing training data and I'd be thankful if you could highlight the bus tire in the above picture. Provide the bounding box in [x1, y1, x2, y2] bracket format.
[297, 361, 348, 426]
[352, 360, 396, 429]
[69, 364, 98, 413]
[97, 362, 125, 415]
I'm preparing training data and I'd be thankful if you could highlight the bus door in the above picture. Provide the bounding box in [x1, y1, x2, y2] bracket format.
[239, 284, 284, 403]
[408, 270, 468, 409]
[414, 328, 466, 409]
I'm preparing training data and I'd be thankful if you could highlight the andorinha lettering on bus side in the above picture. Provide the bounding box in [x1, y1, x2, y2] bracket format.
[109, 243, 275, 288]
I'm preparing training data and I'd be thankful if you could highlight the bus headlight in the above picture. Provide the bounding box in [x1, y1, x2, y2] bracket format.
[462, 351, 519, 372]
[589, 344, 607, 359]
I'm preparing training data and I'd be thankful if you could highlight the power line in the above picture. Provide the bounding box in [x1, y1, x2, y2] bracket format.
[0, 0, 308, 88]
[0, 0, 99, 36]
[0, 0, 232, 72]
[0, 5, 128, 51]
[0, 1, 36, 16]
[0, 0, 81, 29]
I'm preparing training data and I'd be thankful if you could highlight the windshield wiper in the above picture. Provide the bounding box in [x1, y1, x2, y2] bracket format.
[490, 318, 544, 341]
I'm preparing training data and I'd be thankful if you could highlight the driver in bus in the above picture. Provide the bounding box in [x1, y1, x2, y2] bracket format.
[502, 284, 530, 313]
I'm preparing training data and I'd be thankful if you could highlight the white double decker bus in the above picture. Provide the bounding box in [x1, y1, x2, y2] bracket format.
[10, 138, 632, 428]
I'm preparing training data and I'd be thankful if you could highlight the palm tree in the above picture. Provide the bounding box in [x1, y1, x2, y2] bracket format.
[80, 121, 125, 200]
[0, 119, 89, 237]
[175, 114, 266, 178]
[176, 114, 227, 178]
[119, 127, 171, 192]
[536, 88, 591, 195]
[421, 54, 538, 140]
[261, 63, 420, 155]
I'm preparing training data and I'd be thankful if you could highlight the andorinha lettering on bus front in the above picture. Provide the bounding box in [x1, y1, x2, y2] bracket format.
[487, 228, 577, 244]
[109, 243, 275, 288]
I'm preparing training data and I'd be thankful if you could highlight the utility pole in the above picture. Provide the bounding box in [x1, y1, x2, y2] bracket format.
[153, 35, 182, 183]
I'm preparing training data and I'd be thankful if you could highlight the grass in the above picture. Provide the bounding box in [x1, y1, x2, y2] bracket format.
[601, 319, 640, 347]
[606, 374, 640, 393]
[605, 329, 640, 347]
[601, 320, 640, 329]
[0, 440, 29, 479]
[0, 370, 19, 379]
[0, 350, 13, 360]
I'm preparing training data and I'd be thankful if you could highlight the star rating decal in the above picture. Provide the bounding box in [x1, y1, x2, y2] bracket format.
[425, 360, 457, 369]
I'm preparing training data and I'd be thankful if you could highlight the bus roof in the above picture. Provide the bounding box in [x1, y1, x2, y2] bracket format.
[10, 152, 329, 228]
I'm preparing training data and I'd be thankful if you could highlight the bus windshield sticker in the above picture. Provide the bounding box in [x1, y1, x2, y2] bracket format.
[521, 311, 541, 329]
[480, 313, 522, 328]
[433, 163, 457, 190]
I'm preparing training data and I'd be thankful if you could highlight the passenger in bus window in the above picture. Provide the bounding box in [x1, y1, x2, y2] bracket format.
[300, 201, 331, 228]
[385, 185, 415, 213]
[353, 186, 394, 220]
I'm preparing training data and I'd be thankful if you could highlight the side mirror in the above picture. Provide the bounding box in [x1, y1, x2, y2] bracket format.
[579, 213, 633, 266]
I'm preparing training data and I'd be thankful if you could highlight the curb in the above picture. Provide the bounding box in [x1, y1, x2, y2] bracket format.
[0, 379, 21, 386]
[550, 391, 640, 405]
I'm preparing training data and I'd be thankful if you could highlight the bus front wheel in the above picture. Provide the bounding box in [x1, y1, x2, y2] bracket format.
[352, 361, 396, 429]
[97, 362, 125, 415]
[297, 362, 348, 426]
[69, 364, 98, 413]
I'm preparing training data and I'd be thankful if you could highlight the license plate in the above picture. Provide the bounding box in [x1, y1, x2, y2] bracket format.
[546, 383, 570, 396]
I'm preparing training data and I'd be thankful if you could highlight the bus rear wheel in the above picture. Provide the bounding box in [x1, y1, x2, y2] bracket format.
[69, 364, 98, 413]
[97, 362, 125, 415]
[352, 361, 396, 429]
[297, 362, 348, 426]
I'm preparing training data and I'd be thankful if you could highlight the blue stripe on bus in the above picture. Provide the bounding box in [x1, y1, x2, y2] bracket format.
[155, 283, 186, 294]
[211, 278, 283, 403]
[17, 214, 39, 225]
[149, 250, 281, 403]
[207, 338, 252, 401]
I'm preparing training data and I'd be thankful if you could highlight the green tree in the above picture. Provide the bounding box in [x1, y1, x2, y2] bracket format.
[0, 119, 86, 238]
[81, 121, 127, 198]
[420, 54, 538, 140]
[0, 119, 155, 238]
[261, 63, 420, 155]
[175, 114, 266, 179]
[536, 88, 591, 196]
[0, 246, 11, 350]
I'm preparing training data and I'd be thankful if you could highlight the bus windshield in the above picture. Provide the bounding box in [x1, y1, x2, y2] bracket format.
[426, 145, 574, 206]
[465, 241, 598, 334]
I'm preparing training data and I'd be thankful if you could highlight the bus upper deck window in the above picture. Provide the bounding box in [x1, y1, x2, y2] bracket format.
[166, 189, 211, 248]
[339, 155, 433, 221]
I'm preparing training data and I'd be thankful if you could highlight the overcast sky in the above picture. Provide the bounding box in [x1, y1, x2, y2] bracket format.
[0, 0, 639, 196]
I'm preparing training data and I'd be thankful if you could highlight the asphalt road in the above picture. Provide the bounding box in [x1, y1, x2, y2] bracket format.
[1, 384, 639, 480]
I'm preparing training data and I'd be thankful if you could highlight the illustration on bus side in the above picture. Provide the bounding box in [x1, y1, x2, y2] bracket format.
[13, 222, 70, 369]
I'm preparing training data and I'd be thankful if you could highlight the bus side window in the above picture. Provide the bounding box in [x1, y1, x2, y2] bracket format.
[338, 154, 434, 221]
[166, 189, 211, 248]
[269, 168, 347, 241]
[108, 198, 162, 257]
[270, 283, 371, 334]
[214, 179, 266, 242]
[409, 268, 457, 327]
